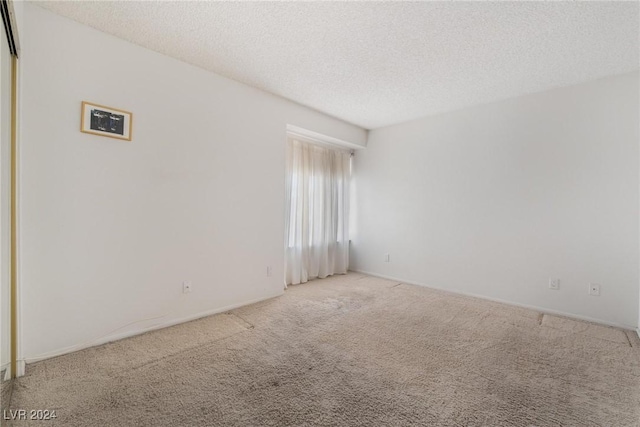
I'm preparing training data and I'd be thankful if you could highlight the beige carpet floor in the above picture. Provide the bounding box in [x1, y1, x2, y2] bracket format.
[1, 370, 11, 417]
[6, 273, 640, 426]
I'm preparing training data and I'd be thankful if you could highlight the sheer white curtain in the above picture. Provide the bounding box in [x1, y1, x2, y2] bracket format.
[285, 138, 351, 286]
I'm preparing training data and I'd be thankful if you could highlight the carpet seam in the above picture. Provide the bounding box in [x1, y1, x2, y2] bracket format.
[538, 324, 630, 346]
[228, 312, 256, 330]
[116, 329, 251, 376]
[114, 320, 255, 376]
[624, 331, 634, 348]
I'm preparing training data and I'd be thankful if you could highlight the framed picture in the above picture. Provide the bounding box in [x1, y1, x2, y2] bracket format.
[81, 101, 132, 141]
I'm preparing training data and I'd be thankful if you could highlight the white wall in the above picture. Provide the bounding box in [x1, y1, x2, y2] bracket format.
[352, 72, 640, 329]
[19, 4, 366, 361]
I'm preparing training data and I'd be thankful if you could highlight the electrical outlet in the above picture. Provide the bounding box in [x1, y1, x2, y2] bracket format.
[549, 278, 560, 290]
[384, 253, 390, 262]
[183, 281, 192, 294]
[267, 266, 272, 277]
[588, 283, 600, 296]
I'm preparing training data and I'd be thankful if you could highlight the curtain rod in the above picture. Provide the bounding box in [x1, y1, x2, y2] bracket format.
[287, 131, 355, 156]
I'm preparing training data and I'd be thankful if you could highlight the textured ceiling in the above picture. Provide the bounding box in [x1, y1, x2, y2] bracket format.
[37, 1, 639, 130]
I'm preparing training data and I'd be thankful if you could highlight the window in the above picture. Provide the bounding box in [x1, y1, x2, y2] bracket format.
[284, 137, 351, 286]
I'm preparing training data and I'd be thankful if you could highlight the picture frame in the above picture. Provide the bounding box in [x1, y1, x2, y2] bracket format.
[80, 101, 133, 141]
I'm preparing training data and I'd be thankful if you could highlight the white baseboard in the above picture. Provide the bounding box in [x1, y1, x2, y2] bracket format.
[351, 269, 636, 331]
[636, 328, 640, 340]
[22, 291, 283, 366]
